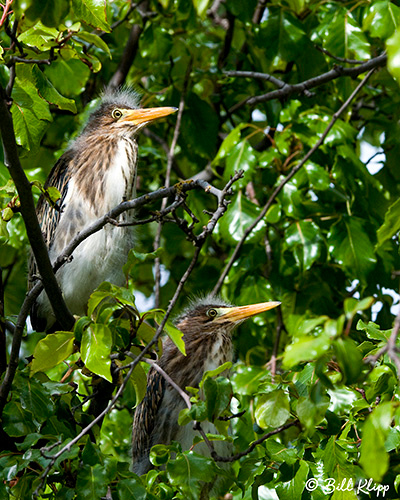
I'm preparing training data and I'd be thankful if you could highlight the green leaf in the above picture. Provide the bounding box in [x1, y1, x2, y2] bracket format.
[255, 390, 291, 428]
[376, 198, 400, 247]
[305, 162, 331, 191]
[117, 478, 148, 500]
[71, 0, 111, 32]
[76, 464, 108, 500]
[275, 460, 309, 500]
[81, 324, 112, 382]
[213, 124, 248, 165]
[328, 216, 376, 284]
[192, 0, 212, 19]
[17, 21, 59, 49]
[360, 402, 392, 481]
[167, 452, 218, 499]
[130, 362, 148, 407]
[356, 320, 391, 342]
[283, 333, 331, 368]
[296, 388, 329, 433]
[44, 57, 91, 96]
[285, 220, 323, 271]
[231, 365, 266, 396]
[30, 332, 75, 375]
[164, 321, 186, 356]
[223, 140, 257, 185]
[74, 31, 112, 57]
[333, 337, 362, 384]
[363, 1, 400, 40]
[25, 0, 70, 27]
[2, 401, 37, 437]
[217, 191, 265, 245]
[203, 376, 232, 421]
[11, 74, 52, 151]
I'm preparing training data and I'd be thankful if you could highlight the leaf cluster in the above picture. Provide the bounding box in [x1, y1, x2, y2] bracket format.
[2, 0, 400, 499]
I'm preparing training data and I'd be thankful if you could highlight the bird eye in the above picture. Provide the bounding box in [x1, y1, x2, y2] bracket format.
[112, 108, 123, 120]
[207, 308, 217, 318]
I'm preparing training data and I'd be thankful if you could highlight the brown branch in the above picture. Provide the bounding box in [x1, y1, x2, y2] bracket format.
[137, 356, 192, 409]
[0, 269, 6, 376]
[0, 88, 75, 330]
[154, 61, 192, 307]
[33, 356, 138, 498]
[252, 0, 268, 24]
[212, 419, 300, 462]
[315, 45, 365, 65]
[227, 52, 387, 114]
[212, 67, 377, 295]
[0, 176, 237, 418]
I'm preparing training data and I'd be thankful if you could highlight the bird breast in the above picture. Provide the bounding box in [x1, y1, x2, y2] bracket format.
[43, 137, 138, 319]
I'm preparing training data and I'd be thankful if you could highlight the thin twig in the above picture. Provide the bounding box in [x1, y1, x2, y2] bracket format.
[211, 419, 300, 462]
[315, 45, 365, 65]
[33, 361, 138, 498]
[212, 67, 377, 295]
[0, 177, 237, 417]
[137, 356, 191, 409]
[154, 61, 192, 307]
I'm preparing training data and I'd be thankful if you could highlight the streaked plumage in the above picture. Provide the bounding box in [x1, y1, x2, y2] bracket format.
[29, 89, 176, 331]
[131, 296, 281, 475]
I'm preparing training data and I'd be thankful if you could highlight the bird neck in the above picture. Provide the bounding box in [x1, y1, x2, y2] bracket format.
[72, 135, 138, 215]
[160, 329, 233, 389]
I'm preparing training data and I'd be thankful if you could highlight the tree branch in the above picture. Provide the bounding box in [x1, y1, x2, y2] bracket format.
[227, 52, 387, 113]
[0, 87, 75, 330]
[154, 61, 191, 307]
[212, 419, 299, 462]
[212, 67, 377, 295]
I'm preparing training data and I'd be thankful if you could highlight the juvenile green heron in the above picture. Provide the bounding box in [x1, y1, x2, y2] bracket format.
[131, 296, 280, 475]
[28, 89, 176, 331]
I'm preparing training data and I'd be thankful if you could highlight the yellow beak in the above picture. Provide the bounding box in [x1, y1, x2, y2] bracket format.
[121, 106, 178, 125]
[217, 301, 281, 324]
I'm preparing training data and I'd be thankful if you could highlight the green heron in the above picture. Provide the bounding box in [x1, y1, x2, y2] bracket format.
[28, 89, 176, 331]
[131, 296, 280, 475]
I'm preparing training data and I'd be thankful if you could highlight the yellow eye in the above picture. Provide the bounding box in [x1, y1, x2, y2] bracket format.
[112, 108, 123, 120]
[207, 308, 217, 318]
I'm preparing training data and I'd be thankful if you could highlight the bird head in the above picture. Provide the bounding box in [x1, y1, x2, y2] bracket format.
[175, 296, 281, 337]
[81, 88, 177, 138]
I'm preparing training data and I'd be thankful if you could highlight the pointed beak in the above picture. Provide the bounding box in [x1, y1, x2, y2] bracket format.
[121, 106, 178, 125]
[217, 301, 281, 324]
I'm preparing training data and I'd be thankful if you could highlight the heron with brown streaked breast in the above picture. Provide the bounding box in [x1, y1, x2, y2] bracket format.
[131, 295, 281, 475]
[28, 88, 177, 331]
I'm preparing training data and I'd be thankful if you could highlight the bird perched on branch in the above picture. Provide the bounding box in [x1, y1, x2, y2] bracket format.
[131, 295, 280, 475]
[28, 88, 177, 331]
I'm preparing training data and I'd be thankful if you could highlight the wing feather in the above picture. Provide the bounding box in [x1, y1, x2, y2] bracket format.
[131, 367, 165, 474]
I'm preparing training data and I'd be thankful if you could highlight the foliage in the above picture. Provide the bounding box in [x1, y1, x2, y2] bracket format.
[1, 0, 400, 499]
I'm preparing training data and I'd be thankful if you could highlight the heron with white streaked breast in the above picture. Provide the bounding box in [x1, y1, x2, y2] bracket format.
[28, 88, 177, 331]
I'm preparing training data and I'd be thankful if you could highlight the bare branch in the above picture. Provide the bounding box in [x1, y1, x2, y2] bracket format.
[213, 67, 377, 295]
[227, 53, 386, 114]
[212, 419, 300, 462]
[154, 62, 191, 307]
[33, 358, 138, 498]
